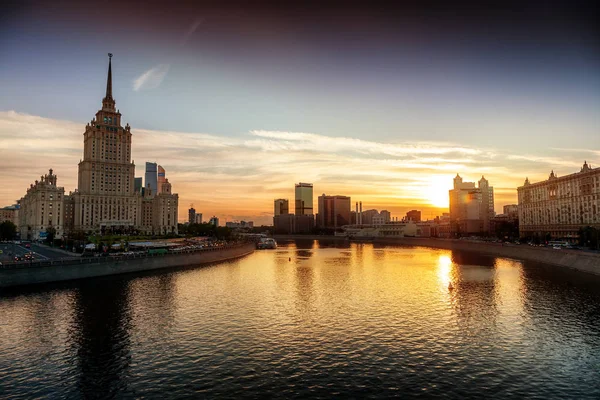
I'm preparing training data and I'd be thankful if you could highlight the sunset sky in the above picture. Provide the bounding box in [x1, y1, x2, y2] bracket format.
[1, 1, 599, 225]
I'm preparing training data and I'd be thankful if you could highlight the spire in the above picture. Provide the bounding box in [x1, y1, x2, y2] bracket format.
[106, 53, 113, 99]
[102, 53, 116, 111]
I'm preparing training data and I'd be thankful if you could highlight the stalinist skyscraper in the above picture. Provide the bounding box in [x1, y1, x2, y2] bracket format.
[70, 54, 178, 235]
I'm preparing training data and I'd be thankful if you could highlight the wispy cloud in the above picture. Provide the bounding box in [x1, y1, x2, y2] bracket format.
[132, 64, 171, 91]
[132, 19, 203, 92]
[181, 18, 204, 46]
[1, 111, 597, 224]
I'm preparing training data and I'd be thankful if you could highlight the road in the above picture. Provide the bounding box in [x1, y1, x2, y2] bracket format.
[0, 242, 66, 262]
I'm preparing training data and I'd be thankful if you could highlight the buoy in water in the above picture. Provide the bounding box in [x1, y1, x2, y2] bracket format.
[448, 282, 454, 290]
[289, 257, 291, 261]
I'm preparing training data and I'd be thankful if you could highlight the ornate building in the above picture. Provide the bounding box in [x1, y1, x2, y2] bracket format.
[18, 169, 65, 240]
[69, 54, 178, 235]
[518, 162, 600, 240]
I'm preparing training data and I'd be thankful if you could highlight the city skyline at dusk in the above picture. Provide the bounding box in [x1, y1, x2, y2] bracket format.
[1, 1, 599, 225]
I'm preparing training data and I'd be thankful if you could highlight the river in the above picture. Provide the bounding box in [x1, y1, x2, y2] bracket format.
[1, 239, 600, 398]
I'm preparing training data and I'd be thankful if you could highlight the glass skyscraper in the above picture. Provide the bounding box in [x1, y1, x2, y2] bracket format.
[145, 162, 158, 194]
[295, 183, 313, 216]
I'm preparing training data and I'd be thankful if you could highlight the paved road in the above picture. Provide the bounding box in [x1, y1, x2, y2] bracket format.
[0, 243, 46, 262]
[0, 243, 66, 262]
[29, 243, 74, 259]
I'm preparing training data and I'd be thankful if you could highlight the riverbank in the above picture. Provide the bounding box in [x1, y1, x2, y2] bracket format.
[274, 235, 600, 276]
[0, 243, 255, 289]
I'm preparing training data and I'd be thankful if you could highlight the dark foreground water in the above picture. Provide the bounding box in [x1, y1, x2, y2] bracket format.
[1, 240, 600, 399]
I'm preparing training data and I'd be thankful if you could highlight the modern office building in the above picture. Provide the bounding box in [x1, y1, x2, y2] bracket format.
[317, 194, 351, 229]
[274, 199, 289, 216]
[189, 206, 196, 225]
[518, 162, 600, 240]
[295, 183, 313, 216]
[195, 213, 203, 224]
[145, 162, 158, 195]
[157, 165, 166, 194]
[134, 177, 143, 194]
[449, 174, 495, 235]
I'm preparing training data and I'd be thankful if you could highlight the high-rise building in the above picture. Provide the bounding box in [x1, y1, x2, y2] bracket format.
[406, 210, 421, 222]
[134, 177, 143, 194]
[67, 54, 178, 235]
[449, 174, 494, 235]
[195, 213, 203, 224]
[189, 206, 196, 225]
[145, 162, 158, 195]
[295, 183, 313, 216]
[518, 162, 600, 240]
[274, 199, 289, 216]
[317, 194, 351, 229]
[157, 165, 166, 194]
[209, 216, 219, 227]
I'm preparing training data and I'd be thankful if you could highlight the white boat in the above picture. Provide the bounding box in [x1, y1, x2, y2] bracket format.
[257, 238, 277, 249]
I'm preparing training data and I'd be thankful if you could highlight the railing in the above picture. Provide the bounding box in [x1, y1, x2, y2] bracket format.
[0, 242, 251, 271]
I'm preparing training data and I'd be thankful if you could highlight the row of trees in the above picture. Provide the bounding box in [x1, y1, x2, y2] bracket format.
[177, 223, 233, 240]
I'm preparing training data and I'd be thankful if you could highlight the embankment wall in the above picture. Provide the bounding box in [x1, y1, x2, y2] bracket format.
[0, 243, 255, 288]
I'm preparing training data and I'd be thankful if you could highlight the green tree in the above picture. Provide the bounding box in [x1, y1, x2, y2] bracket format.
[0, 221, 17, 240]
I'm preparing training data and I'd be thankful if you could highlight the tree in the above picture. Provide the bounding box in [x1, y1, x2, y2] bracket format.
[46, 226, 57, 245]
[0, 221, 17, 241]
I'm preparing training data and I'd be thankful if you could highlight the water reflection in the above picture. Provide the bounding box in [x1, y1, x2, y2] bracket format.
[2, 241, 600, 398]
[71, 279, 132, 398]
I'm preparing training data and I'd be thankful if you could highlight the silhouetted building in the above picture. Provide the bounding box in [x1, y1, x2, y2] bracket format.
[273, 213, 295, 234]
[209, 216, 219, 227]
[295, 214, 315, 233]
[406, 210, 421, 222]
[189, 206, 196, 225]
[317, 194, 351, 229]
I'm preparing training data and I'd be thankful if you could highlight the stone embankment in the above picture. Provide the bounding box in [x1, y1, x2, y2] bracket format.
[274, 235, 600, 276]
[0, 242, 255, 289]
[373, 237, 600, 275]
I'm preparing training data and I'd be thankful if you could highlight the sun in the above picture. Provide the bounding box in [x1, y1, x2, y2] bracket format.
[422, 175, 451, 209]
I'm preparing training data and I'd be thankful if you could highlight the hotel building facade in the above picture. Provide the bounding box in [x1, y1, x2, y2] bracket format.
[18, 55, 178, 239]
[518, 162, 600, 240]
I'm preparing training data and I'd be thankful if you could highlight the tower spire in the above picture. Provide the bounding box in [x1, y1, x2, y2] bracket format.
[106, 53, 113, 99]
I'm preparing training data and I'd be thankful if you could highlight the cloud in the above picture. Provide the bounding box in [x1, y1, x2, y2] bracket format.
[181, 18, 204, 46]
[1, 111, 598, 225]
[132, 64, 170, 91]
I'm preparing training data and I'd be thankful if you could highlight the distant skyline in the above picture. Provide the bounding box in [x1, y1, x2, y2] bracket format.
[1, 1, 599, 225]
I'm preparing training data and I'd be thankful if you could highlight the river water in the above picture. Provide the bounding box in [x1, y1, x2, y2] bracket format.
[1, 240, 600, 398]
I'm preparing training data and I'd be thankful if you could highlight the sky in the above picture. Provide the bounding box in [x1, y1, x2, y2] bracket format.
[0, 1, 599, 225]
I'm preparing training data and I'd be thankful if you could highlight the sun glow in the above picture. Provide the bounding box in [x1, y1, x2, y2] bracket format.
[421, 175, 452, 208]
